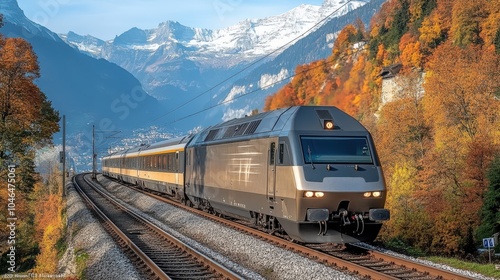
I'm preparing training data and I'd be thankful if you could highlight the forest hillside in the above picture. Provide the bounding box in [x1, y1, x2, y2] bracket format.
[265, 0, 500, 256]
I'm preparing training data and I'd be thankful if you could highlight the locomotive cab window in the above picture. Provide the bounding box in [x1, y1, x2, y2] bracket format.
[301, 136, 372, 164]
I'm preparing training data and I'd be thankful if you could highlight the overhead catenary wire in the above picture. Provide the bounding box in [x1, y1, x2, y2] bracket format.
[99, 1, 362, 150]
[148, 0, 355, 127]
[161, 37, 367, 125]
[165, 54, 342, 125]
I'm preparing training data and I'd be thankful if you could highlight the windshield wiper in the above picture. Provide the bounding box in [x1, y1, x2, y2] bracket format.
[307, 145, 315, 169]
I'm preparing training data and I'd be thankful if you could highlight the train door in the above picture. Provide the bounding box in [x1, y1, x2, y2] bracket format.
[267, 142, 277, 202]
[175, 151, 180, 185]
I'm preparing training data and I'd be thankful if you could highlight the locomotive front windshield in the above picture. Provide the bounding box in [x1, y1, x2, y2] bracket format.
[301, 136, 373, 164]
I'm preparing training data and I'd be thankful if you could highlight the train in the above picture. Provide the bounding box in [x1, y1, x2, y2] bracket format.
[102, 106, 390, 243]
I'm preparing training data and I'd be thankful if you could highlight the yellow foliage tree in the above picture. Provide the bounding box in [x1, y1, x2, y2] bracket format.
[450, 0, 487, 46]
[34, 224, 60, 273]
[478, 0, 500, 47]
[32, 166, 65, 274]
[399, 33, 423, 69]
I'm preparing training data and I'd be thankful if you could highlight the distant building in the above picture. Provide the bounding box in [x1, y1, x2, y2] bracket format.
[379, 64, 424, 106]
[380, 64, 403, 105]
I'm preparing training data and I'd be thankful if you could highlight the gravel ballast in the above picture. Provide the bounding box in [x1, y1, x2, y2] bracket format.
[95, 175, 359, 280]
[62, 174, 496, 280]
[59, 179, 143, 279]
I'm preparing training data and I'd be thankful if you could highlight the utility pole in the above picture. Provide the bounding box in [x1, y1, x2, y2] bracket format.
[91, 127, 121, 180]
[62, 115, 66, 196]
[92, 124, 96, 179]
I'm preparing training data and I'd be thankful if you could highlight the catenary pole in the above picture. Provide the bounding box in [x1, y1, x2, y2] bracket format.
[62, 115, 66, 196]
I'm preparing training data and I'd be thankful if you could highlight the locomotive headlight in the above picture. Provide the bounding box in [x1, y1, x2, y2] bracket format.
[305, 191, 314, 198]
[364, 191, 382, 198]
[314, 192, 324, 198]
[304, 191, 324, 198]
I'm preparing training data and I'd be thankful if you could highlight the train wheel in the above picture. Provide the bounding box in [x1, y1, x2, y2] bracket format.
[269, 216, 277, 234]
[256, 213, 272, 233]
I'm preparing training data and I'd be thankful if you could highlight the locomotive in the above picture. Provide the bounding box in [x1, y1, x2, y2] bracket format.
[102, 106, 390, 243]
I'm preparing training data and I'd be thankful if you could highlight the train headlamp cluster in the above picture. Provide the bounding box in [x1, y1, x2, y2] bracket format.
[363, 191, 382, 198]
[304, 191, 325, 198]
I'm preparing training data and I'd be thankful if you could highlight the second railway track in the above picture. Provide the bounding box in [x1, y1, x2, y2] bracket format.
[73, 173, 243, 280]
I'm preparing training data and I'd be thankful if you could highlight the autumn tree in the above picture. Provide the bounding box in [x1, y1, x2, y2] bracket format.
[419, 42, 500, 255]
[424, 43, 500, 142]
[33, 176, 64, 274]
[264, 0, 500, 255]
[450, 0, 487, 47]
[476, 155, 500, 248]
[380, 0, 410, 57]
[478, 0, 500, 48]
[0, 16, 60, 273]
[399, 33, 423, 70]
[495, 28, 500, 54]
[0, 29, 60, 192]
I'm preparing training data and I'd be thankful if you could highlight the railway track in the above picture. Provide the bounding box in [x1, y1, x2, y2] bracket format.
[99, 175, 475, 280]
[73, 173, 243, 280]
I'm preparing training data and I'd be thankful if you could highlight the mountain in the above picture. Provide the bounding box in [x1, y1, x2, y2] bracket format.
[0, 0, 163, 171]
[1, 0, 384, 170]
[215, 0, 385, 122]
[63, 1, 371, 101]
[0, 0, 60, 41]
[61, 0, 383, 130]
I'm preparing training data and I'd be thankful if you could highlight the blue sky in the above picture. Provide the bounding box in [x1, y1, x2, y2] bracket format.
[17, 0, 324, 40]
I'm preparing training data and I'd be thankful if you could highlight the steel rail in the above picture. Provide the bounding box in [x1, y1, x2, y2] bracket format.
[363, 247, 475, 280]
[72, 175, 171, 280]
[82, 174, 244, 280]
[75, 173, 244, 280]
[113, 176, 479, 280]
[114, 179, 398, 280]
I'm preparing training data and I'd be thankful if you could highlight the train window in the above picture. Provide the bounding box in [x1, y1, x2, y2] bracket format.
[300, 136, 373, 164]
[269, 142, 276, 165]
[169, 154, 174, 171]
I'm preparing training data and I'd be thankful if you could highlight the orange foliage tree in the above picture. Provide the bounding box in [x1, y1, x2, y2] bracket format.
[264, 0, 500, 256]
[0, 16, 61, 273]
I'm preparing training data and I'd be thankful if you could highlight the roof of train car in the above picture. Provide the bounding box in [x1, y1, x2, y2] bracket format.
[103, 106, 368, 159]
[142, 135, 192, 151]
[191, 106, 368, 145]
[102, 135, 193, 159]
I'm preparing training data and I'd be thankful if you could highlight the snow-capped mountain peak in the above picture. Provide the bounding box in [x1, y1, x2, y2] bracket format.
[60, 0, 371, 100]
[0, 0, 61, 41]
